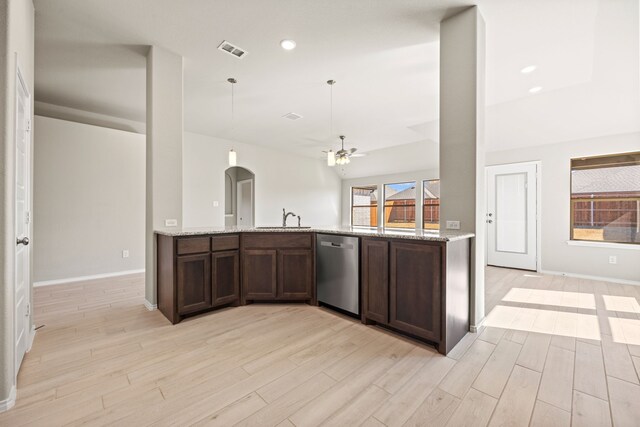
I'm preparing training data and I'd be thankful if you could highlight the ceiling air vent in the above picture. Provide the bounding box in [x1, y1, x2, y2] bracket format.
[217, 40, 248, 59]
[282, 112, 303, 121]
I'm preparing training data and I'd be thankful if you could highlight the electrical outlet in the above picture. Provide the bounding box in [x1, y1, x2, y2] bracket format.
[213, 201, 219, 207]
[609, 256, 617, 264]
[122, 250, 129, 258]
[165, 219, 178, 227]
[446, 220, 461, 230]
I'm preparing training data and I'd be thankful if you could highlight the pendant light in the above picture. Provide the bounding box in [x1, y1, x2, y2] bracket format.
[227, 78, 238, 166]
[326, 80, 336, 167]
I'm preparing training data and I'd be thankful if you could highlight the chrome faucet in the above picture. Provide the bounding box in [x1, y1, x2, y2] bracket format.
[282, 208, 296, 227]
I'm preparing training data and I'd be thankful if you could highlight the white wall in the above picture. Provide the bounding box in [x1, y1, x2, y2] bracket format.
[33, 116, 145, 282]
[487, 132, 640, 283]
[0, 0, 34, 409]
[340, 169, 439, 227]
[183, 132, 341, 228]
[338, 140, 439, 180]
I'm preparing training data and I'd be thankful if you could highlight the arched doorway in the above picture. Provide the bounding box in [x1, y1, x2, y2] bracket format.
[224, 166, 255, 227]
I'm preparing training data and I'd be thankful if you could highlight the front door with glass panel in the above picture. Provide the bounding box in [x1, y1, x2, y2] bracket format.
[486, 163, 537, 271]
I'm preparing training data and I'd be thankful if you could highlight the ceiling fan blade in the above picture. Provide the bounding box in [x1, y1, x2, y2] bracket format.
[350, 153, 367, 158]
[349, 148, 357, 154]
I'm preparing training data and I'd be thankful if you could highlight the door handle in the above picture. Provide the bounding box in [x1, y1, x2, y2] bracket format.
[17, 237, 29, 246]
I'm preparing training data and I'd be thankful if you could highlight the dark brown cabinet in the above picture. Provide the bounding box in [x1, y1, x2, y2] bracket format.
[212, 250, 239, 306]
[389, 242, 441, 342]
[362, 237, 467, 354]
[362, 239, 389, 324]
[243, 249, 277, 300]
[158, 230, 469, 355]
[242, 233, 314, 303]
[278, 250, 313, 299]
[157, 234, 240, 324]
[177, 253, 212, 315]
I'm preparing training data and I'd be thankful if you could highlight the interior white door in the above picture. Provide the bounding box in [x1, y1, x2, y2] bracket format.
[15, 66, 31, 373]
[237, 179, 253, 226]
[487, 163, 537, 271]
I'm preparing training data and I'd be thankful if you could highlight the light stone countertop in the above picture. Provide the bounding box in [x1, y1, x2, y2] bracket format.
[155, 225, 474, 242]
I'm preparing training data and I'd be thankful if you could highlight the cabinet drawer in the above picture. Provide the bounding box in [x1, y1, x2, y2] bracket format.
[211, 235, 239, 251]
[176, 237, 210, 255]
[242, 233, 312, 249]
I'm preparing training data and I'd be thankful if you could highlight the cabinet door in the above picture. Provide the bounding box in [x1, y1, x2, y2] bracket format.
[362, 238, 389, 323]
[212, 250, 239, 306]
[389, 242, 441, 341]
[177, 253, 212, 315]
[243, 249, 277, 300]
[278, 249, 313, 299]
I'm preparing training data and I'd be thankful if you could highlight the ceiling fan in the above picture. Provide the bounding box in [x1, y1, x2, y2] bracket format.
[323, 136, 366, 166]
[334, 135, 355, 165]
[323, 79, 366, 166]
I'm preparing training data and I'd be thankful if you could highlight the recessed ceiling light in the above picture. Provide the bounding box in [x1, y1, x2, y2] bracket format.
[280, 39, 296, 50]
[521, 65, 537, 74]
[529, 86, 542, 94]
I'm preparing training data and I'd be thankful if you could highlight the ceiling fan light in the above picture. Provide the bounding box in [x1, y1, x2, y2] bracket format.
[327, 150, 335, 167]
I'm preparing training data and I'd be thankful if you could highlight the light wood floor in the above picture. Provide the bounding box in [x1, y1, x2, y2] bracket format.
[1, 268, 640, 426]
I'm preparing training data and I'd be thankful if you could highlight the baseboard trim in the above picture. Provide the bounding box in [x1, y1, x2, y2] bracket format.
[540, 270, 640, 286]
[144, 300, 157, 311]
[470, 316, 485, 333]
[34, 269, 145, 287]
[0, 385, 16, 413]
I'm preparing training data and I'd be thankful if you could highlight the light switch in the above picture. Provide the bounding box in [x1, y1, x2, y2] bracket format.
[446, 221, 461, 230]
[213, 201, 219, 207]
[122, 250, 129, 258]
[165, 219, 178, 227]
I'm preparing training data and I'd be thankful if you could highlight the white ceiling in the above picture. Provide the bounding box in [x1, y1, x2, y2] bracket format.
[34, 0, 639, 174]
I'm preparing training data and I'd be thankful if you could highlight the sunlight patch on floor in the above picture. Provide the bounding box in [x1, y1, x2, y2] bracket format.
[502, 288, 596, 310]
[484, 305, 601, 341]
[609, 317, 640, 345]
[603, 295, 640, 314]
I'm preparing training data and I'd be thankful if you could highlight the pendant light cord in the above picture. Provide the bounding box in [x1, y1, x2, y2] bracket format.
[330, 83, 333, 138]
[227, 77, 237, 134]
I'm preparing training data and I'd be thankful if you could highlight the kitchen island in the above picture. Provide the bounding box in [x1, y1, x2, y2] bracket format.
[155, 226, 473, 355]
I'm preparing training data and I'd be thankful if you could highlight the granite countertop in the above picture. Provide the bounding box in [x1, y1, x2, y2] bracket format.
[155, 225, 474, 242]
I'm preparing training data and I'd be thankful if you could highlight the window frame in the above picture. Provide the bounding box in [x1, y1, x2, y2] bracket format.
[569, 151, 640, 246]
[350, 185, 378, 228]
[383, 181, 417, 229]
[422, 179, 440, 230]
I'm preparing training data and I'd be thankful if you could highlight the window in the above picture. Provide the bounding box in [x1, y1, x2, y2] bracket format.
[571, 152, 640, 244]
[423, 179, 440, 230]
[384, 182, 416, 229]
[351, 186, 378, 227]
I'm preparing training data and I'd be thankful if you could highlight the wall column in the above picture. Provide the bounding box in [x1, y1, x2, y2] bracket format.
[439, 6, 486, 329]
[145, 46, 183, 307]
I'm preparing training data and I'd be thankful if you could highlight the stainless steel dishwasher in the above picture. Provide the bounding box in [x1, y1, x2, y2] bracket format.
[316, 234, 359, 316]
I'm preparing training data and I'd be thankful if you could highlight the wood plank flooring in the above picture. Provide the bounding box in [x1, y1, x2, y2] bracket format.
[1, 267, 639, 426]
